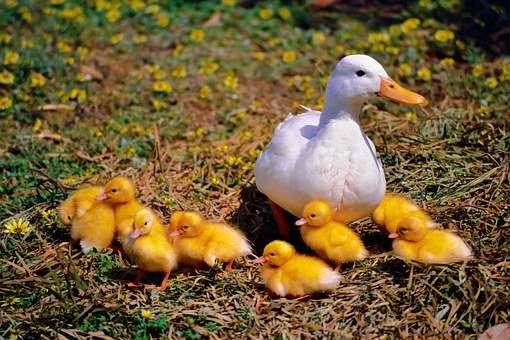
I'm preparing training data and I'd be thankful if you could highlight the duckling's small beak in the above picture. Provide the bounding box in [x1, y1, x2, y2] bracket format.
[254, 256, 268, 264]
[96, 193, 108, 201]
[295, 218, 307, 226]
[378, 77, 428, 106]
[388, 232, 399, 239]
[129, 229, 141, 239]
[168, 229, 183, 237]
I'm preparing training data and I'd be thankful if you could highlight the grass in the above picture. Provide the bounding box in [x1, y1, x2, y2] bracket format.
[0, 0, 509, 338]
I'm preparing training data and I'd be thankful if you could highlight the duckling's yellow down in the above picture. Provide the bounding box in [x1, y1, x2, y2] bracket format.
[169, 211, 251, 268]
[258, 240, 340, 297]
[296, 200, 367, 265]
[58, 186, 115, 253]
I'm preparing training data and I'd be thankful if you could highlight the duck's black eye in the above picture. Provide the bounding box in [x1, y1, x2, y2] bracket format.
[111, 189, 117, 193]
[356, 70, 366, 77]
[310, 214, 316, 218]
[269, 252, 275, 256]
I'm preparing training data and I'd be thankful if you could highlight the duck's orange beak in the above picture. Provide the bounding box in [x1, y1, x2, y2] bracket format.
[254, 256, 268, 264]
[295, 218, 307, 226]
[388, 232, 399, 239]
[168, 229, 183, 237]
[96, 193, 108, 201]
[129, 229, 141, 239]
[378, 77, 428, 106]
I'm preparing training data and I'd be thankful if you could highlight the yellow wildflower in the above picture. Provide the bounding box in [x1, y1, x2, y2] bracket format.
[401, 18, 420, 34]
[57, 41, 72, 53]
[279, 7, 292, 20]
[434, 29, 455, 43]
[145, 4, 160, 14]
[172, 44, 183, 56]
[386, 46, 399, 55]
[110, 33, 124, 45]
[0, 33, 12, 44]
[312, 32, 326, 45]
[60, 6, 85, 22]
[368, 32, 390, 44]
[223, 73, 238, 90]
[30, 73, 46, 87]
[152, 69, 166, 80]
[152, 81, 172, 93]
[472, 64, 484, 77]
[190, 29, 205, 42]
[6, 0, 17, 8]
[259, 8, 273, 20]
[500, 63, 510, 81]
[20, 7, 33, 23]
[77, 46, 89, 59]
[3, 218, 30, 234]
[133, 34, 147, 44]
[151, 99, 166, 110]
[211, 177, 221, 185]
[282, 50, 296, 63]
[171, 65, 186, 78]
[484, 77, 498, 89]
[106, 8, 121, 22]
[69, 88, 86, 101]
[199, 85, 211, 99]
[199, 59, 219, 75]
[253, 51, 266, 61]
[479, 105, 491, 114]
[129, 0, 145, 10]
[3, 51, 19, 65]
[0, 96, 12, 110]
[389, 25, 400, 36]
[456, 40, 465, 50]
[50, 0, 64, 4]
[399, 63, 412, 77]
[405, 111, 418, 124]
[33, 118, 43, 131]
[440, 58, 455, 67]
[223, 0, 236, 6]
[21, 38, 33, 48]
[156, 13, 169, 28]
[417, 67, 432, 81]
[0, 71, 15, 84]
[226, 155, 243, 166]
[216, 145, 229, 153]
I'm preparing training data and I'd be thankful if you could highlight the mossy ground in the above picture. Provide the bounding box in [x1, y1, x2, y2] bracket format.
[0, 1, 509, 338]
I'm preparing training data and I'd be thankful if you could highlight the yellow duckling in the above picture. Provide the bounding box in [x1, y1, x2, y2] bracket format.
[295, 200, 367, 269]
[255, 240, 341, 297]
[372, 193, 436, 234]
[58, 186, 115, 253]
[168, 211, 251, 271]
[389, 215, 472, 264]
[127, 208, 178, 290]
[96, 176, 145, 242]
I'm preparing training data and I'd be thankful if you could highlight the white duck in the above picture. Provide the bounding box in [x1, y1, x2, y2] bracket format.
[255, 55, 427, 236]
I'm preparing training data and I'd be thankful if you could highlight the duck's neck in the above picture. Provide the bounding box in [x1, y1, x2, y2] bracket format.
[319, 94, 363, 128]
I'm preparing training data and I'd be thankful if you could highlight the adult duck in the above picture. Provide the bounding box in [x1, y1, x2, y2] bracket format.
[254, 55, 427, 237]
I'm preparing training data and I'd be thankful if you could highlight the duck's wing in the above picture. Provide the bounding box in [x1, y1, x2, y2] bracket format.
[254, 110, 321, 208]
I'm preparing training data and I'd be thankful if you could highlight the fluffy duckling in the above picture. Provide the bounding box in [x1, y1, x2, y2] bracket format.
[372, 193, 436, 234]
[96, 176, 145, 242]
[295, 200, 367, 269]
[255, 240, 340, 297]
[389, 215, 471, 264]
[58, 186, 115, 253]
[168, 211, 251, 271]
[127, 208, 178, 290]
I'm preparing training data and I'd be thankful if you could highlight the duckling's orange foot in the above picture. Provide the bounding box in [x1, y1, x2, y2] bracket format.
[334, 263, 342, 272]
[42, 246, 55, 258]
[269, 200, 290, 239]
[159, 271, 171, 292]
[225, 260, 234, 272]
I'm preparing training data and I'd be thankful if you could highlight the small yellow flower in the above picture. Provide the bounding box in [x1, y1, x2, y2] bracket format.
[216, 145, 229, 153]
[484, 77, 498, 89]
[279, 7, 291, 20]
[399, 63, 412, 77]
[77, 46, 89, 59]
[368, 32, 390, 44]
[129, 0, 145, 11]
[0, 96, 12, 110]
[151, 99, 166, 110]
[479, 105, 491, 114]
[259, 8, 273, 20]
[0, 71, 15, 84]
[30, 73, 46, 87]
[405, 111, 418, 124]
[57, 41, 72, 53]
[226, 155, 242, 166]
[434, 29, 455, 43]
[472, 64, 484, 77]
[222, 0, 236, 5]
[65, 57, 75, 65]
[401, 18, 420, 34]
[110, 33, 124, 45]
[133, 34, 148, 44]
[253, 51, 266, 61]
[21, 38, 34, 48]
[282, 50, 296, 64]
[455, 40, 465, 50]
[386, 46, 399, 55]
[33, 118, 43, 131]
[171, 65, 186, 78]
[211, 177, 221, 185]
[156, 13, 169, 28]
[152, 81, 172, 93]
[440, 58, 455, 67]
[199, 59, 219, 75]
[106, 8, 121, 22]
[145, 4, 160, 14]
[172, 44, 183, 57]
[20, 7, 33, 23]
[6, 0, 17, 8]
[190, 29, 205, 42]
[3, 51, 19, 65]
[51, 0, 65, 4]
[0, 33, 12, 44]
[199, 85, 212, 99]
[69, 88, 87, 101]
[3, 218, 30, 234]
[223, 73, 238, 90]
[417, 67, 432, 81]
[312, 32, 326, 45]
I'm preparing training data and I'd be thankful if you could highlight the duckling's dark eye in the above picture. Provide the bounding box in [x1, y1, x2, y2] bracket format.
[67, 216, 72, 220]
[111, 189, 117, 193]
[144, 222, 148, 226]
[269, 252, 275, 256]
[356, 70, 366, 77]
[400, 228, 408, 233]
[183, 225, 189, 229]
[310, 214, 316, 218]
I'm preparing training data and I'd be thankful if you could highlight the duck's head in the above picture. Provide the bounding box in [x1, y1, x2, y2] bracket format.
[96, 176, 135, 204]
[389, 215, 429, 241]
[58, 198, 76, 225]
[324, 54, 427, 111]
[254, 240, 296, 267]
[295, 200, 332, 227]
[129, 208, 155, 239]
[168, 211, 203, 238]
